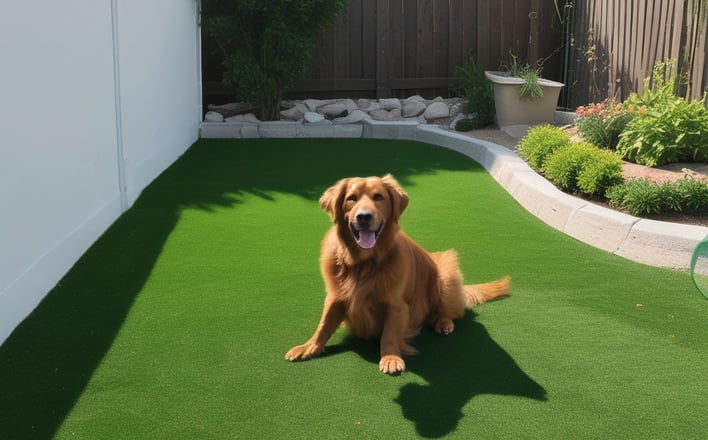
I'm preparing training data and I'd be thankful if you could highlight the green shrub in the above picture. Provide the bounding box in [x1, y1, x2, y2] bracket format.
[517, 125, 571, 171]
[575, 99, 635, 149]
[616, 98, 708, 166]
[454, 118, 479, 132]
[606, 177, 708, 216]
[543, 142, 598, 192]
[616, 59, 708, 166]
[676, 178, 708, 213]
[576, 149, 624, 196]
[454, 57, 495, 128]
[606, 179, 665, 215]
[202, 0, 349, 120]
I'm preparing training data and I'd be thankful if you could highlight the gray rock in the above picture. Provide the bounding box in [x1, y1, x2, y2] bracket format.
[318, 102, 348, 118]
[204, 111, 224, 122]
[423, 101, 450, 120]
[370, 108, 402, 121]
[304, 112, 326, 123]
[342, 99, 359, 113]
[401, 100, 426, 117]
[280, 103, 309, 121]
[225, 113, 260, 124]
[333, 109, 371, 124]
[403, 95, 426, 103]
[380, 98, 401, 110]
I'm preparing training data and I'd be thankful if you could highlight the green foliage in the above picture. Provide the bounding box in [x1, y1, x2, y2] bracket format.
[454, 118, 480, 132]
[503, 52, 544, 100]
[454, 57, 495, 128]
[576, 149, 624, 196]
[606, 178, 708, 216]
[517, 125, 571, 171]
[202, 0, 349, 120]
[575, 99, 635, 149]
[543, 142, 599, 192]
[676, 178, 708, 213]
[616, 97, 708, 166]
[616, 59, 708, 166]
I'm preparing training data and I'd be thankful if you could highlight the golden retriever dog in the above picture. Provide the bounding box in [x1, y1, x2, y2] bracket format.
[285, 174, 509, 374]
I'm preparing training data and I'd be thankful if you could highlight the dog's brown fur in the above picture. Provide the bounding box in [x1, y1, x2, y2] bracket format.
[285, 174, 509, 374]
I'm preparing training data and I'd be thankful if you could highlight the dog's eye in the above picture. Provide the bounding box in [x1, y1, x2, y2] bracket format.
[346, 195, 358, 202]
[373, 194, 384, 201]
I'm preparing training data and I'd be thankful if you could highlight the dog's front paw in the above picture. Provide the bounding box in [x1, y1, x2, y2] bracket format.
[435, 318, 455, 336]
[285, 342, 323, 362]
[379, 355, 406, 375]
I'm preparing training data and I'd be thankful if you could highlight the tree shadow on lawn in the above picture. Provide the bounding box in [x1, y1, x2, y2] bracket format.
[0, 138, 484, 438]
[327, 312, 547, 439]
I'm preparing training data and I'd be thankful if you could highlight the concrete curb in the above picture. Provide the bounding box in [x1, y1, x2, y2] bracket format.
[200, 120, 708, 270]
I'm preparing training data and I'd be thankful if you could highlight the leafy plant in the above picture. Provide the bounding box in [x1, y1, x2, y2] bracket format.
[503, 52, 544, 100]
[517, 124, 571, 171]
[606, 177, 708, 216]
[616, 97, 708, 166]
[454, 118, 479, 132]
[454, 57, 495, 128]
[202, 0, 349, 120]
[676, 178, 708, 213]
[575, 99, 637, 149]
[576, 149, 624, 196]
[616, 59, 708, 166]
[543, 141, 600, 192]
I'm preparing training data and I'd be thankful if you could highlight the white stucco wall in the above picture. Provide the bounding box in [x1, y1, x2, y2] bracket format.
[0, 0, 201, 345]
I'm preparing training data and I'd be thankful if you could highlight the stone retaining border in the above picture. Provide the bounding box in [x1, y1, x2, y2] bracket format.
[201, 119, 708, 270]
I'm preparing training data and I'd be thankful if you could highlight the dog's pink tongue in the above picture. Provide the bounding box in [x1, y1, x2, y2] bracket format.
[357, 230, 377, 249]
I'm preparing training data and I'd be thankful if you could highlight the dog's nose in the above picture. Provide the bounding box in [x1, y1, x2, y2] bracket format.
[356, 211, 373, 224]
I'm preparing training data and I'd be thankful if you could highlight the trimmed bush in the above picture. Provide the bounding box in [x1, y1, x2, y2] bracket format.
[543, 142, 598, 192]
[517, 125, 571, 171]
[576, 149, 624, 196]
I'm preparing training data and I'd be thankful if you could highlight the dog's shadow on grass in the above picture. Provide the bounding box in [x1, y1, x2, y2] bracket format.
[331, 312, 547, 439]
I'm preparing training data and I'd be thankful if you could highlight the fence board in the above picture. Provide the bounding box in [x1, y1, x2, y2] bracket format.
[564, 0, 706, 108]
[201, 0, 705, 107]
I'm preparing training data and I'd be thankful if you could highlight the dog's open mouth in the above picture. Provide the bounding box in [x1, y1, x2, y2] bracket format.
[350, 221, 384, 249]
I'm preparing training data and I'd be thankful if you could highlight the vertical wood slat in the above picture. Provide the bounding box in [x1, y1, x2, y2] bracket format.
[203, 1, 705, 103]
[376, 0, 391, 97]
[566, 0, 706, 108]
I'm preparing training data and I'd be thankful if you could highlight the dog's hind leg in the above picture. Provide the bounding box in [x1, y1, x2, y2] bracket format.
[430, 250, 467, 336]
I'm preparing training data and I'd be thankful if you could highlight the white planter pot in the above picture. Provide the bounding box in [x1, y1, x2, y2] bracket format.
[485, 70, 564, 131]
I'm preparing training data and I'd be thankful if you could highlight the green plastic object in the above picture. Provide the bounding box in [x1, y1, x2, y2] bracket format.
[690, 237, 708, 300]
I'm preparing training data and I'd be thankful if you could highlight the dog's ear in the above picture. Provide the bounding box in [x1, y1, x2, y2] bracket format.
[382, 174, 409, 223]
[319, 178, 349, 222]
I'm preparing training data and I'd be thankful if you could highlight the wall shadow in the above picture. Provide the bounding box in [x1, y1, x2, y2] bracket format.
[330, 312, 547, 439]
[0, 138, 481, 439]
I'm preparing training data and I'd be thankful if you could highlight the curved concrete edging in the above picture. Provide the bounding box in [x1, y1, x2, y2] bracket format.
[200, 119, 708, 270]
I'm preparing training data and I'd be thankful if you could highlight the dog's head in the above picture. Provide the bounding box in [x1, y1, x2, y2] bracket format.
[320, 174, 409, 249]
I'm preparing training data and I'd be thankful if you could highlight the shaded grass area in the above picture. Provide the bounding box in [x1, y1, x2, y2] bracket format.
[1, 138, 706, 439]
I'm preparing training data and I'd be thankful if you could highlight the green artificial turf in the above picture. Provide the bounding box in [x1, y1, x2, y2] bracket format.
[1, 138, 706, 439]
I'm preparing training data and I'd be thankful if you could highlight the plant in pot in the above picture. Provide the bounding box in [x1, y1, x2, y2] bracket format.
[485, 52, 564, 134]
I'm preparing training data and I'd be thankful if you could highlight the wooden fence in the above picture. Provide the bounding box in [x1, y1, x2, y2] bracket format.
[296, 0, 564, 98]
[202, 0, 565, 103]
[563, 0, 707, 107]
[202, 0, 707, 109]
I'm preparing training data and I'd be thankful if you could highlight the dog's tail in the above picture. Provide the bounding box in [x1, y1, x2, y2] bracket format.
[464, 276, 510, 307]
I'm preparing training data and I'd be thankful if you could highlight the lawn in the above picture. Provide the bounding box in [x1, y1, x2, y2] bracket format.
[1, 138, 706, 439]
